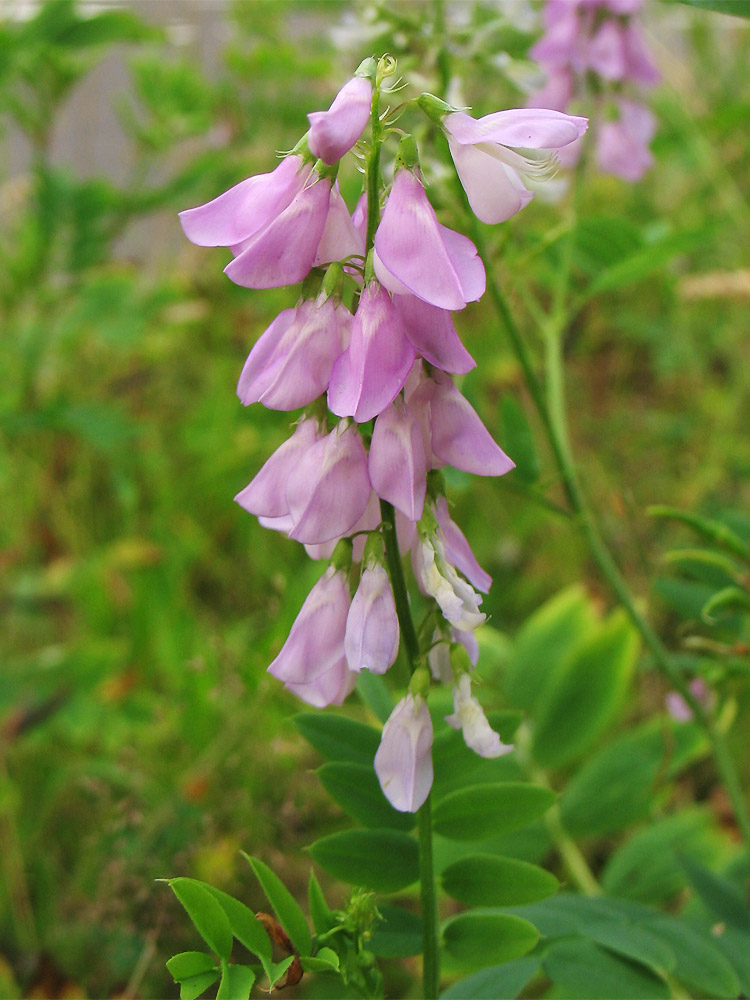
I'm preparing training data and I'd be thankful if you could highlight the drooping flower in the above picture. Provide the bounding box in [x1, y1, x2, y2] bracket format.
[373, 156, 486, 311]
[368, 399, 427, 522]
[434, 496, 492, 594]
[414, 523, 486, 631]
[285, 422, 372, 544]
[596, 99, 655, 182]
[308, 72, 374, 165]
[235, 418, 322, 520]
[237, 297, 350, 411]
[445, 674, 513, 758]
[428, 628, 479, 685]
[393, 294, 475, 375]
[345, 559, 400, 674]
[438, 105, 588, 224]
[328, 281, 415, 423]
[314, 183, 366, 266]
[268, 565, 355, 708]
[374, 694, 434, 812]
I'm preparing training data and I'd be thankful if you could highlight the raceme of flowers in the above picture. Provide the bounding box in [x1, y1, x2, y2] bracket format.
[529, 0, 660, 181]
[180, 57, 587, 812]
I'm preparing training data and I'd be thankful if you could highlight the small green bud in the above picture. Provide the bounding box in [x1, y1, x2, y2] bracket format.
[395, 133, 420, 173]
[417, 93, 455, 126]
[362, 531, 385, 567]
[331, 537, 354, 573]
[449, 641, 474, 680]
[355, 56, 378, 82]
[426, 469, 447, 502]
[409, 666, 431, 699]
[377, 54, 397, 84]
[319, 261, 344, 303]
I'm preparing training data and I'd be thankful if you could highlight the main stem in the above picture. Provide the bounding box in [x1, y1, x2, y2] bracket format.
[380, 500, 440, 1000]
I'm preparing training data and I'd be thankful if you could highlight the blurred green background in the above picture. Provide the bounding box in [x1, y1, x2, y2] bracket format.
[1, 0, 749, 996]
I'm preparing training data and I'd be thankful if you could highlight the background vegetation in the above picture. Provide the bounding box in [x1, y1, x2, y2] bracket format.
[1, 0, 749, 997]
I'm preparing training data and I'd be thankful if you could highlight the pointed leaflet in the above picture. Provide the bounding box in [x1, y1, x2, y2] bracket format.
[168, 878, 233, 960]
[309, 829, 419, 892]
[244, 854, 312, 956]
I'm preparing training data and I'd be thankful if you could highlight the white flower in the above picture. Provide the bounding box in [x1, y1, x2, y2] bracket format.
[445, 675, 513, 759]
[415, 532, 485, 631]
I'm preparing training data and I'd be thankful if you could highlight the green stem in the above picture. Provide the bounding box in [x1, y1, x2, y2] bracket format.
[379, 498, 440, 998]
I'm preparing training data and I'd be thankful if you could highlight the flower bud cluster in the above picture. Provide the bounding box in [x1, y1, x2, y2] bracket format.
[529, 0, 660, 181]
[180, 61, 585, 811]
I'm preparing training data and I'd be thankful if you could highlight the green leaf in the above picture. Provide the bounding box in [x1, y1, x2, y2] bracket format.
[244, 855, 312, 956]
[441, 958, 540, 999]
[317, 762, 415, 831]
[531, 610, 639, 768]
[370, 904, 423, 957]
[301, 950, 340, 972]
[676, 0, 750, 17]
[308, 830, 418, 893]
[442, 912, 539, 968]
[712, 926, 750, 995]
[574, 216, 642, 277]
[269, 957, 295, 991]
[442, 854, 558, 907]
[504, 586, 597, 713]
[583, 923, 675, 978]
[431, 726, 486, 794]
[433, 783, 556, 841]
[702, 586, 750, 621]
[542, 939, 670, 999]
[307, 871, 335, 936]
[199, 884, 272, 965]
[293, 713, 380, 765]
[644, 916, 740, 998]
[500, 396, 540, 484]
[178, 971, 220, 1000]
[648, 506, 750, 559]
[679, 854, 750, 932]
[166, 952, 216, 982]
[601, 810, 724, 903]
[559, 722, 666, 838]
[216, 964, 255, 1000]
[59, 10, 159, 47]
[356, 670, 394, 723]
[169, 878, 233, 960]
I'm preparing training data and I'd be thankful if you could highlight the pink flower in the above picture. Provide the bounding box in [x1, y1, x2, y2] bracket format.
[622, 21, 661, 87]
[368, 400, 427, 522]
[235, 419, 322, 519]
[407, 368, 515, 478]
[588, 20, 628, 80]
[327, 282, 415, 422]
[393, 294, 475, 375]
[268, 566, 356, 708]
[237, 298, 351, 411]
[314, 184, 366, 266]
[179, 154, 311, 248]
[446, 675, 513, 758]
[442, 108, 588, 224]
[308, 75, 373, 165]
[374, 694, 434, 812]
[345, 561, 400, 674]
[596, 99, 655, 182]
[285, 422, 372, 544]
[414, 527, 486, 632]
[373, 168, 485, 311]
[434, 496, 492, 594]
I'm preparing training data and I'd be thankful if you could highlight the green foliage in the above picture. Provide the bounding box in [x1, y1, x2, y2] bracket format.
[309, 830, 419, 893]
[441, 854, 559, 907]
[432, 783, 556, 840]
[441, 912, 540, 967]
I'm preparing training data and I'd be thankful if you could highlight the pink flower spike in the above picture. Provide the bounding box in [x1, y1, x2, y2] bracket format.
[587, 20, 628, 80]
[304, 490, 380, 562]
[179, 155, 310, 248]
[374, 169, 485, 310]
[428, 373, 515, 477]
[393, 294, 476, 375]
[435, 497, 492, 594]
[286, 422, 371, 544]
[623, 21, 661, 87]
[308, 76, 373, 165]
[235, 419, 321, 519]
[375, 694, 434, 812]
[237, 298, 348, 412]
[328, 283, 415, 423]
[345, 562, 400, 674]
[369, 400, 427, 521]
[314, 184, 366, 267]
[224, 173, 332, 289]
[268, 566, 351, 687]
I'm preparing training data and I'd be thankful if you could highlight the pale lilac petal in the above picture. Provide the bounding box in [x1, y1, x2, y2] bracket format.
[596, 100, 655, 181]
[435, 497, 492, 594]
[374, 695, 433, 812]
[429, 374, 515, 477]
[527, 70, 575, 114]
[445, 109, 588, 150]
[396, 511, 417, 553]
[327, 283, 415, 423]
[284, 658, 358, 707]
[448, 139, 531, 226]
[374, 169, 485, 310]
[369, 401, 427, 521]
[224, 177, 331, 289]
[445, 675, 513, 759]
[308, 76, 373, 165]
[304, 491, 380, 562]
[268, 567, 350, 685]
[623, 21, 661, 86]
[530, 3, 581, 69]
[237, 299, 345, 411]
[286, 423, 371, 543]
[179, 156, 309, 247]
[393, 294, 475, 374]
[235, 419, 321, 518]
[587, 21, 627, 80]
[345, 563, 400, 674]
[314, 184, 366, 266]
